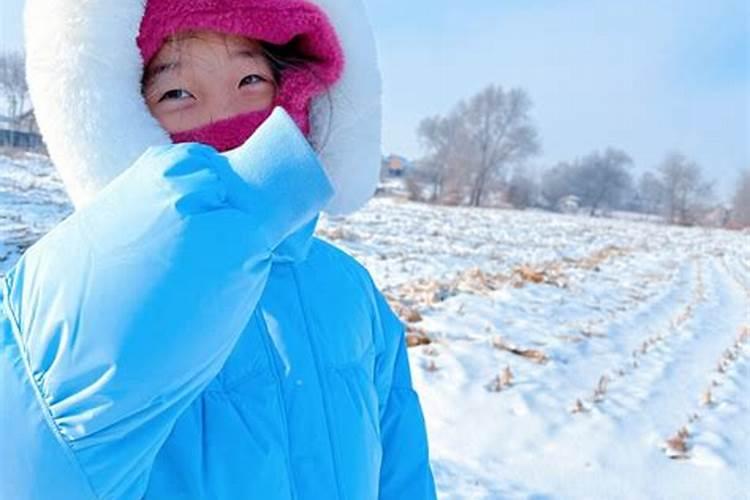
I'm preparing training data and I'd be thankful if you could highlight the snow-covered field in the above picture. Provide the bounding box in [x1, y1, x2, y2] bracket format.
[0, 149, 71, 271]
[2, 152, 749, 499]
[319, 197, 750, 500]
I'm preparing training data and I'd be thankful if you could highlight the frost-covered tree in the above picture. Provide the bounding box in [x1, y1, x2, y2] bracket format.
[731, 170, 750, 227]
[637, 171, 666, 215]
[540, 148, 633, 215]
[414, 84, 540, 207]
[411, 112, 471, 203]
[0, 51, 29, 128]
[573, 148, 633, 216]
[460, 85, 540, 207]
[541, 162, 575, 208]
[507, 166, 538, 209]
[658, 153, 714, 225]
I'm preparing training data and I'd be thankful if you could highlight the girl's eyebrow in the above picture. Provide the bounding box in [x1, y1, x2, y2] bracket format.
[144, 61, 180, 87]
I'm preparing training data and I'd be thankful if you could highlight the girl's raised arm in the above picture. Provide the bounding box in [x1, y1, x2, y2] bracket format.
[0, 108, 333, 500]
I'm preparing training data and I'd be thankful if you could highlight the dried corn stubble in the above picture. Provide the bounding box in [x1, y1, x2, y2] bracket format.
[576, 245, 630, 270]
[491, 336, 550, 364]
[501, 365, 514, 387]
[422, 345, 440, 357]
[454, 267, 507, 294]
[664, 427, 690, 459]
[403, 323, 432, 347]
[316, 225, 360, 242]
[511, 265, 567, 289]
[571, 398, 589, 414]
[389, 300, 422, 323]
[593, 375, 609, 402]
[406, 332, 432, 348]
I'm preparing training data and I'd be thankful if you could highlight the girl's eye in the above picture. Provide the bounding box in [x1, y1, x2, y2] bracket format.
[158, 89, 194, 102]
[239, 74, 266, 87]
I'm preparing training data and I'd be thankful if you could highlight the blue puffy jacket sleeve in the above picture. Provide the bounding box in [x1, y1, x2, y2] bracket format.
[0, 108, 334, 500]
[372, 283, 437, 500]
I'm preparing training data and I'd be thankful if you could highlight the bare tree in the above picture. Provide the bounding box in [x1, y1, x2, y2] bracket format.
[540, 148, 633, 215]
[0, 51, 29, 128]
[460, 85, 540, 207]
[731, 170, 750, 227]
[637, 171, 666, 215]
[412, 112, 471, 203]
[658, 152, 714, 225]
[541, 162, 575, 208]
[574, 148, 633, 216]
[507, 166, 538, 209]
[412, 84, 540, 207]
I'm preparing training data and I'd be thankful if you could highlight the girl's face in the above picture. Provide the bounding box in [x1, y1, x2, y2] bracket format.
[142, 30, 277, 134]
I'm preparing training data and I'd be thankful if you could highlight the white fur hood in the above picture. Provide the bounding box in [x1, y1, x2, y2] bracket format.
[23, 0, 382, 216]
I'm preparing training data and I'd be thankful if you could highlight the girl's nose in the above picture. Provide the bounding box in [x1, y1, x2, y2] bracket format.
[207, 92, 241, 124]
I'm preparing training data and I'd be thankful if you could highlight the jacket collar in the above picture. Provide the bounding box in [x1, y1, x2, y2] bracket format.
[271, 213, 320, 264]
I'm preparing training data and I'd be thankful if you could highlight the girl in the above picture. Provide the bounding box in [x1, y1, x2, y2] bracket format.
[1, 0, 437, 499]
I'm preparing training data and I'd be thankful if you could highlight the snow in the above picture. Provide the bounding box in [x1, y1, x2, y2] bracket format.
[319, 195, 750, 499]
[2, 152, 749, 499]
[0, 150, 72, 273]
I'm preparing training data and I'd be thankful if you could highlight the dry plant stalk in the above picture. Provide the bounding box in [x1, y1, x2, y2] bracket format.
[400, 306, 423, 323]
[514, 266, 545, 284]
[510, 265, 567, 289]
[701, 389, 713, 406]
[316, 226, 359, 242]
[571, 399, 588, 414]
[581, 328, 606, 339]
[486, 375, 504, 392]
[407, 333, 432, 348]
[576, 245, 629, 270]
[501, 365, 514, 387]
[491, 336, 549, 364]
[665, 427, 690, 459]
[593, 375, 609, 402]
[422, 345, 439, 357]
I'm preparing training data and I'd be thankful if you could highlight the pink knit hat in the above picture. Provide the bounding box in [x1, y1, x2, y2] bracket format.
[137, 0, 345, 152]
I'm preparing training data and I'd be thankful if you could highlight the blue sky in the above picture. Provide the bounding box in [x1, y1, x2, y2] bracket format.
[3, 0, 748, 199]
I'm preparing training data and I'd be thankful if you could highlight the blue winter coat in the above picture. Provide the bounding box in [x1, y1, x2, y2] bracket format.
[0, 108, 437, 499]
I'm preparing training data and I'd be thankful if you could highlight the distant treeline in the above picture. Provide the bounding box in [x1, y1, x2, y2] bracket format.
[403, 83, 749, 228]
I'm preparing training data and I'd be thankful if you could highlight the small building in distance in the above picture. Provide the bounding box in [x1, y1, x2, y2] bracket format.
[381, 154, 411, 177]
[0, 111, 46, 152]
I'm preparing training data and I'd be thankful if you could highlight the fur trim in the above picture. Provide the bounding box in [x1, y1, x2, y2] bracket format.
[24, 0, 382, 215]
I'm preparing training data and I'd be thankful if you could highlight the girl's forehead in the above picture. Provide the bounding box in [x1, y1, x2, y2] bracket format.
[148, 31, 263, 67]
[163, 30, 259, 51]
